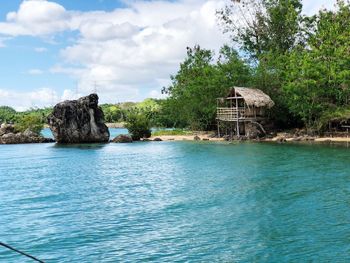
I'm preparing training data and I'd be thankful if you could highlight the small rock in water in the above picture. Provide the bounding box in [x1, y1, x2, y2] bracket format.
[112, 134, 133, 143]
[48, 93, 110, 143]
[153, 137, 162, 141]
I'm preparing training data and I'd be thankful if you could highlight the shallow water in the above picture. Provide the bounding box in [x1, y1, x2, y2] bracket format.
[41, 128, 128, 140]
[0, 141, 349, 262]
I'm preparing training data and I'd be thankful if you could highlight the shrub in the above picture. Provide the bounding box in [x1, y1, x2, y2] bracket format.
[15, 115, 44, 135]
[152, 129, 192, 136]
[0, 106, 17, 123]
[125, 113, 151, 140]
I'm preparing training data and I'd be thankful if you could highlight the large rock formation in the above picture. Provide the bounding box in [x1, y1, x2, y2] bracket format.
[47, 94, 110, 143]
[0, 124, 54, 144]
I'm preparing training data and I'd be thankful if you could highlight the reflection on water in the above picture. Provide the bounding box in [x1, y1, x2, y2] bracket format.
[52, 143, 108, 150]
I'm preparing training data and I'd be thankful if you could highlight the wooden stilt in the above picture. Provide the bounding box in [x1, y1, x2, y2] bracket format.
[235, 93, 240, 138]
[217, 120, 220, 138]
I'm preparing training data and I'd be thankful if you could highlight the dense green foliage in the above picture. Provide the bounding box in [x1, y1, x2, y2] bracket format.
[125, 113, 152, 140]
[216, 0, 350, 131]
[100, 99, 173, 128]
[0, 106, 17, 123]
[0, 107, 51, 133]
[15, 114, 44, 135]
[100, 104, 123, 123]
[284, 2, 350, 129]
[162, 45, 251, 130]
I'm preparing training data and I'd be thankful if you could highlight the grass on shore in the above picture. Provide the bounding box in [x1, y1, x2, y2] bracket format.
[152, 129, 192, 136]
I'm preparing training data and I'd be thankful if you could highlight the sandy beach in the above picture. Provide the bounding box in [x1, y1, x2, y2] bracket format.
[149, 134, 350, 143]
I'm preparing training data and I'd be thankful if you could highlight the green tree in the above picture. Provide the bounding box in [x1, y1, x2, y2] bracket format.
[284, 1, 350, 130]
[218, 0, 304, 58]
[101, 104, 123, 122]
[163, 45, 251, 130]
[218, 0, 306, 127]
[15, 114, 44, 134]
[0, 106, 17, 123]
[125, 113, 152, 140]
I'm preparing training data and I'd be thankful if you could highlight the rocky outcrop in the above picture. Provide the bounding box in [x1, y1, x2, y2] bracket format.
[0, 123, 15, 136]
[48, 94, 110, 143]
[0, 125, 54, 144]
[112, 134, 133, 143]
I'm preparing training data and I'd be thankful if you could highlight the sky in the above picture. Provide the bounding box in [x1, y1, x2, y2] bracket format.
[0, 0, 338, 110]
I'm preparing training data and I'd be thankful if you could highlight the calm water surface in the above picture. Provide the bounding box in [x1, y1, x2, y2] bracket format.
[41, 128, 128, 140]
[0, 141, 349, 262]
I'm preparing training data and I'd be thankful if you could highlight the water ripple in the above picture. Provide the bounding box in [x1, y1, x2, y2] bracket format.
[0, 142, 349, 262]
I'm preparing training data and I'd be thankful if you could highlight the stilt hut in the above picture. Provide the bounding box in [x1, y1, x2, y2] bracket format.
[216, 87, 274, 137]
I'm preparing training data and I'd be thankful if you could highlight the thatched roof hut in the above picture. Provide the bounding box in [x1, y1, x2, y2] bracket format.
[216, 87, 275, 137]
[227, 87, 275, 109]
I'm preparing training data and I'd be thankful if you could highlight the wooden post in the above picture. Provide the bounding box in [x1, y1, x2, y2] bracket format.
[217, 120, 220, 138]
[235, 92, 240, 137]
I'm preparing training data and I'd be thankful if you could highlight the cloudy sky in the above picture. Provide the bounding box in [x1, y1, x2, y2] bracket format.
[0, 0, 337, 110]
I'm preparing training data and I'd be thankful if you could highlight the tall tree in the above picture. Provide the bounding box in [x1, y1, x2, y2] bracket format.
[284, 1, 350, 130]
[163, 45, 251, 130]
[218, 0, 306, 127]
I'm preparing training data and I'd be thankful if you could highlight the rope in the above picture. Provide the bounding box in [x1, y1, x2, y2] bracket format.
[0, 242, 44, 263]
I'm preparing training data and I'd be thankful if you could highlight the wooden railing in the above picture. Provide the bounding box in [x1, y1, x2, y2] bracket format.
[217, 107, 245, 121]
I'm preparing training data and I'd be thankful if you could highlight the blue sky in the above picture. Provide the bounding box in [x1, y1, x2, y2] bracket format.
[0, 0, 338, 110]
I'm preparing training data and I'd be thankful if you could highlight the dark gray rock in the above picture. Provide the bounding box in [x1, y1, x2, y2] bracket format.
[112, 134, 133, 143]
[153, 137, 162, 141]
[48, 94, 109, 143]
[0, 126, 54, 144]
[0, 124, 15, 136]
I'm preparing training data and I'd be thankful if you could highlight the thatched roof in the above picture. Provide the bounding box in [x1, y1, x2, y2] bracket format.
[228, 87, 275, 108]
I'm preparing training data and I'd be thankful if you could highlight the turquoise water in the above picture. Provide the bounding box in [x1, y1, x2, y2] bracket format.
[41, 128, 128, 140]
[41, 128, 172, 139]
[0, 141, 349, 262]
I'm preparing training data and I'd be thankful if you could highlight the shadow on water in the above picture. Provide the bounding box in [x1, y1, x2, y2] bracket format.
[52, 142, 108, 150]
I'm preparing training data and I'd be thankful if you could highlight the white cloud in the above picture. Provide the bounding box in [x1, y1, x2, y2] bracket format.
[0, 0, 339, 108]
[0, 0, 69, 36]
[0, 87, 92, 110]
[0, 0, 230, 105]
[302, 0, 337, 15]
[149, 89, 166, 99]
[58, 0, 228, 98]
[0, 87, 57, 110]
[28, 69, 44, 75]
